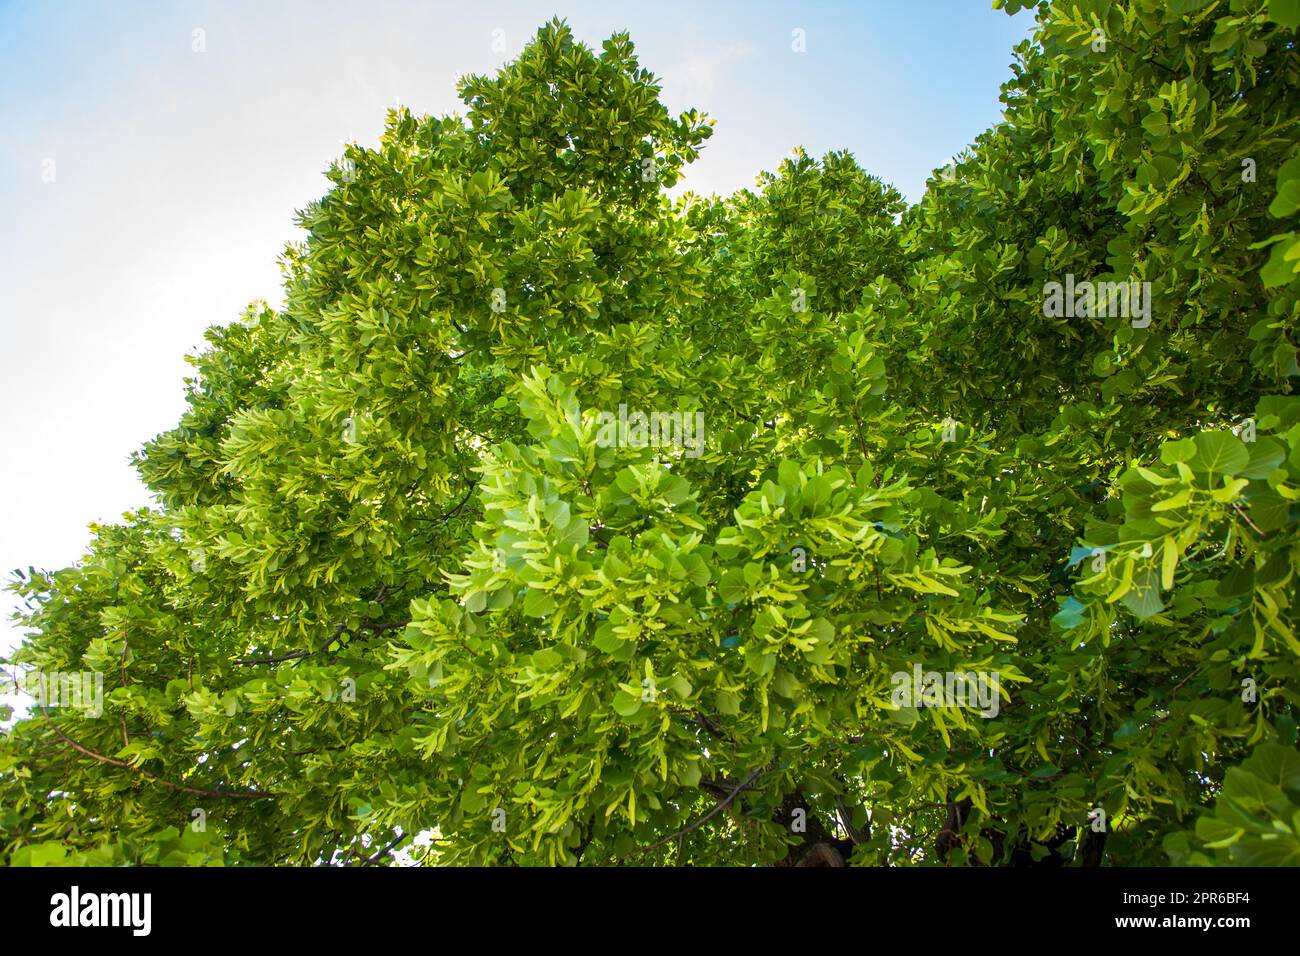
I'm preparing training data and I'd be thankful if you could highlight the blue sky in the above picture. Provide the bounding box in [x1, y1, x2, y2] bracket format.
[0, 0, 1036, 681]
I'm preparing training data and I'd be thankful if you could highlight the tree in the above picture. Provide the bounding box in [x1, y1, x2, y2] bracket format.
[2, 5, 1298, 867]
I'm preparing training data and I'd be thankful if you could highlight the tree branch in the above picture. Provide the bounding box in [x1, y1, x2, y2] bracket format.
[236, 622, 347, 666]
[621, 767, 765, 862]
[362, 832, 405, 866]
[40, 706, 276, 800]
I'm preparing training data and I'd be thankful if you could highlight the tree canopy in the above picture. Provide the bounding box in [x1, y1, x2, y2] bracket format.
[4, 2, 1300, 867]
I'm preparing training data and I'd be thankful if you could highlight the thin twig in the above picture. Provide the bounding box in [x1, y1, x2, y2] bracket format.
[362, 832, 405, 866]
[236, 622, 347, 667]
[621, 767, 765, 862]
[1232, 502, 1265, 537]
[39, 706, 276, 800]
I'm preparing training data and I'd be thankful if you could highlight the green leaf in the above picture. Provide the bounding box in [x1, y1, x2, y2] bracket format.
[1121, 567, 1166, 620]
[1268, 0, 1300, 31]
[522, 588, 557, 618]
[611, 690, 641, 717]
[1191, 431, 1250, 476]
